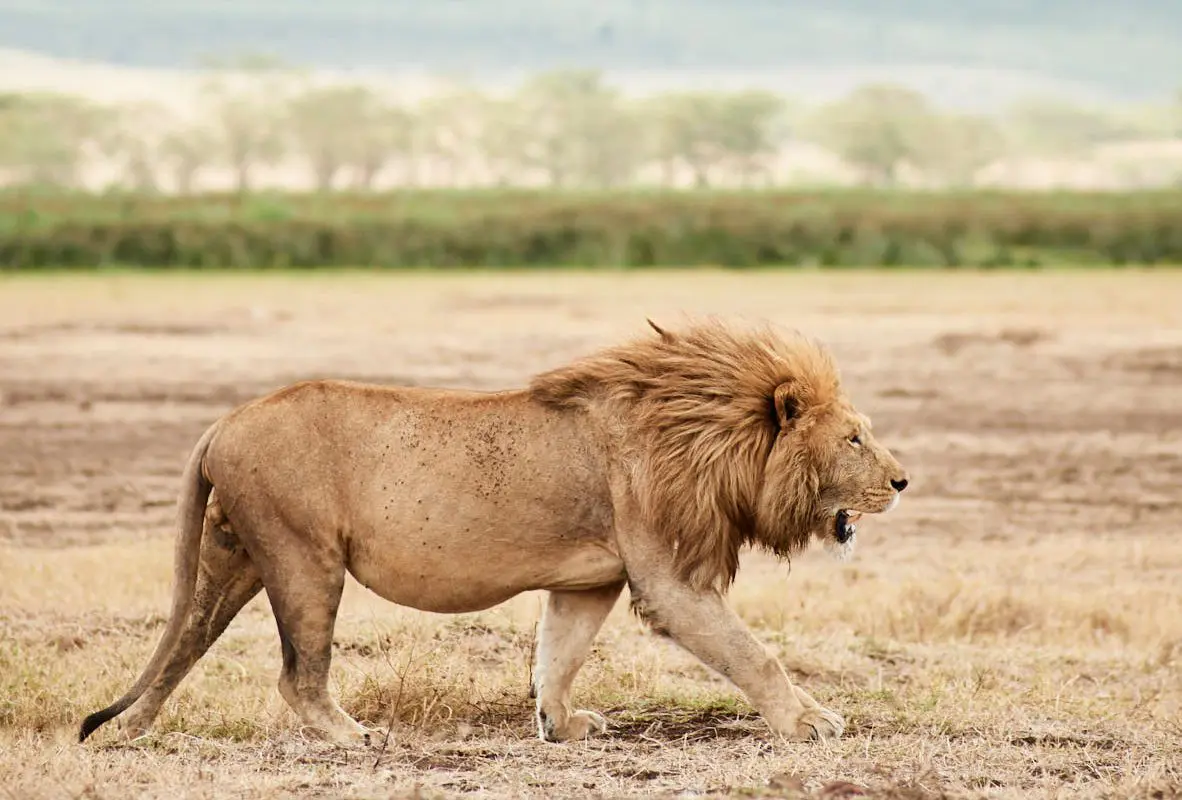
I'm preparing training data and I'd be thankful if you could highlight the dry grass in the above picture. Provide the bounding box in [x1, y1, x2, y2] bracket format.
[1, 268, 1181, 798]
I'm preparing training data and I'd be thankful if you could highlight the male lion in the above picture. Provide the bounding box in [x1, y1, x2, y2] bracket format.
[78, 318, 908, 747]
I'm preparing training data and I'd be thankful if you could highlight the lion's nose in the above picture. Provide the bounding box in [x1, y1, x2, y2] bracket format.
[891, 476, 909, 492]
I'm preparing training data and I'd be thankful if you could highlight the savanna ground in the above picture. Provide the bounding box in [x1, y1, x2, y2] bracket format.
[1, 268, 1180, 799]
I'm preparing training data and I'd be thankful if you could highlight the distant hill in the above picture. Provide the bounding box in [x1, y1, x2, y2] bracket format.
[1, 1, 1180, 109]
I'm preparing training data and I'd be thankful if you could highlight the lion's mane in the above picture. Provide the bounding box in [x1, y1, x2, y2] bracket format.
[529, 317, 844, 592]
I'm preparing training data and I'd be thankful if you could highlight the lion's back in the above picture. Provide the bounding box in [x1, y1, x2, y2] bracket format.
[205, 378, 614, 537]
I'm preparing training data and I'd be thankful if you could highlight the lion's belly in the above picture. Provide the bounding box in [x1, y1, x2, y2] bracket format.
[344, 480, 625, 612]
[345, 531, 626, 613]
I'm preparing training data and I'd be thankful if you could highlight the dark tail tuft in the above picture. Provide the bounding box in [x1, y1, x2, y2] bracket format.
[78, 699, 132, 743]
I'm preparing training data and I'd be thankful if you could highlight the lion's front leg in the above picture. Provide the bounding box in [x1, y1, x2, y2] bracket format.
[532, 582, 625, 743]
[620, 538, 843, 742]
[631, 578, 843, 741]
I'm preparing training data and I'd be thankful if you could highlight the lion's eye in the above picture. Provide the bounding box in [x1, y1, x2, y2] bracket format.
[849, 434, 862, 447]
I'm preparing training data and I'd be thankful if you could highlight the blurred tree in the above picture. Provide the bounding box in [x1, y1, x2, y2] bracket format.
[645, 91, 728, 188]
[199, 54, 296, 192]
[350, 103, 416, 190]
[1175, 88, 1182, 137]
[288, 84, 388, 191]
[586, 99, 644, 189]
[158, 123, 218, 194]
[475, 95, 529, 186]
[1104, 102, 1178, 140]
[223, 74, 414, 192]
[912, 113, 1008, 186]
[0, 92, 110, 189]
[1003, 98, 1132, 156]
[642, 90, 790, 188]
[1176, 88, 1182, 187]
[575, 95, 644, 189]
[802, 83, 933, 186]
[514, 70, 583, 187]
[716, 90, 791, 187]
[515, 69, 640, 188]
[100, 101, 170, 192]
[415, 84, 488, 187]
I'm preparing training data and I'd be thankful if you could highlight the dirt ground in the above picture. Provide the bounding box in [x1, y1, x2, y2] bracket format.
[1, 269, 1180, 800]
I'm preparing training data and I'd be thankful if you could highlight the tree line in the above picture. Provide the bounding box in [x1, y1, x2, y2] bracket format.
[1, 58, 1180, 194]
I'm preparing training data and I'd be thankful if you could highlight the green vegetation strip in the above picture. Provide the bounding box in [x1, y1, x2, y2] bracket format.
[2, 189, 1181, 270]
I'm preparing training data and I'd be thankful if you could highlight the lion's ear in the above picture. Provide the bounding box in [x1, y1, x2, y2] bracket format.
[772, 382, 799, 431]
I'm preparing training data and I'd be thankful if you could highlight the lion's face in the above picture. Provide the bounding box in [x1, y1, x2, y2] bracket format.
[807, 401, 908, 544]
[757, 389, 909, 552]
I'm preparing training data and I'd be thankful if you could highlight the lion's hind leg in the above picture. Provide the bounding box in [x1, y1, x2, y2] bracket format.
[246, 529, 373, 747]
[532, 582, 624, 743]
[116, 511, 264, 740]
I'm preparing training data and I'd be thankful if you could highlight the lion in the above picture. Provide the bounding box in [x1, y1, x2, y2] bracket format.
[78, 317, 909, 747]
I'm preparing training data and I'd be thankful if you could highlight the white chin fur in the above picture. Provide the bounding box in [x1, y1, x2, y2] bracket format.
[824, 531, 856, 562]
[885, 492, 900, 513]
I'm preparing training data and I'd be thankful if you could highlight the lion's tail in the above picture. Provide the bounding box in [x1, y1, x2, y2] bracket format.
[78, 419, 221, 743]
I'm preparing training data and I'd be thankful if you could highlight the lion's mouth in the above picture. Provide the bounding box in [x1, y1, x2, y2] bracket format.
[834, 510, 862, 543]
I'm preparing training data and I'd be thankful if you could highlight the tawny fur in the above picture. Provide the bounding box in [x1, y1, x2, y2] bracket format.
[77, 316, 908, 748]
[531, 317, 844, 591]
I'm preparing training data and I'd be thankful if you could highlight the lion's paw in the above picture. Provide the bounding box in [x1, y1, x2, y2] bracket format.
[538, 709, 607, 743]
[114, 713, 155, 743]
[305, 715, 382, 749]
[790, 706, 845, 742]
[114, 725, 151, 743]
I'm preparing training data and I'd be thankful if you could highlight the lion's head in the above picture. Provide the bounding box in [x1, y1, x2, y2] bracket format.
[757, 368, 908, 561]
[529, 317, 909, 592]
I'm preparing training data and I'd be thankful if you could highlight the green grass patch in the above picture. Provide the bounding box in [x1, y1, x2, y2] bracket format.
[2, 188, 1182, 270]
